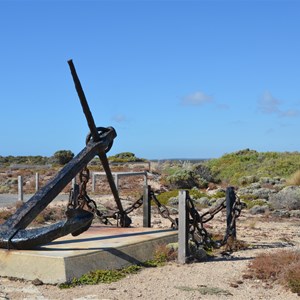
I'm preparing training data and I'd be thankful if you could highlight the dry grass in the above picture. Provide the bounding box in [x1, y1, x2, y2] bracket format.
[153, 243, 178, 263]
[0, 203, 66, 225]
[248, 249, 300, 295]
[287, 170, 300, 186]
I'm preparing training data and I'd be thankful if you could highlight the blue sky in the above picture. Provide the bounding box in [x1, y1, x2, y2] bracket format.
[1, 0, 300, 159]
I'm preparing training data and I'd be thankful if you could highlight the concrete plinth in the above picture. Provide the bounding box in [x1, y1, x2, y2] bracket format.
[0, 226, 177, 284]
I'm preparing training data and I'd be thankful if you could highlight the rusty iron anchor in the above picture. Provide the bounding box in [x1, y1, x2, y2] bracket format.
[0, 60, 130, 249]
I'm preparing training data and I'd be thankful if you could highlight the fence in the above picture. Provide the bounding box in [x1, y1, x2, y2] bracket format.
[16, 171, 148, 201]
[91, 171, 148, 193]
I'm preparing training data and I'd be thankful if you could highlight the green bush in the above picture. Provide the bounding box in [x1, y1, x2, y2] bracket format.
[156, 189, 208, 206]
[52, 150, 74, 165]
[205, 149, 300, 185]
[108, 152, 146, 163]
[167, 169, 208, 189]
[0, 155, 49, 166]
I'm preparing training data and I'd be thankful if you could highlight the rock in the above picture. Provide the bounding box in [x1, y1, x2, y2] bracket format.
[215, 198, 226, 206]
[252, 188, 276, 200]
[168, 197, 178, 206]
[249, 205, 269, 215]
[290, 210, 300, 218]
[269, 186, 300, 210]
[271, 210, 290, 218]
[32, 278, 43, 286]
[194, 197, 211, 207]
[167, 241, 207, 261]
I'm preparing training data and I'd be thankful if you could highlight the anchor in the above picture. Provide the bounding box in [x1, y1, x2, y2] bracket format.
[0, 60, 131, 250]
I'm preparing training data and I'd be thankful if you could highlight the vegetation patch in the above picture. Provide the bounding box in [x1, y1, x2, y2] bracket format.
[242, 199, 268, 209]
[60, 265, 142, 288]
[156, 189, 209, 206]
[108, 152, 146, 163]
[60, 243, 177, 288]
[206, 149, 300, 185]
[248, 249, 300, 294]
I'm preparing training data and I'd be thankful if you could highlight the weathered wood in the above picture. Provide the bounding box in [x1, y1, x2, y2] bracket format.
[225, 186, 236, 239]
[143, 185, 151, 228]
[178, 190, 189, 264]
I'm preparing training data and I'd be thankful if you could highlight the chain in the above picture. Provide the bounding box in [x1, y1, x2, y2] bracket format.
[150, 191, 178, 229]
[68, 166, 144, 226]
[185, 191, 244, 250]
[68, 166, 111, 224]
[186, 195, 215, 248]
[67, 167, 244, 250]
[222, 193, 244, 246]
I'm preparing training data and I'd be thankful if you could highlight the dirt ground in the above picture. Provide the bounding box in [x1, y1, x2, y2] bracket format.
[1, 208, 300, 300]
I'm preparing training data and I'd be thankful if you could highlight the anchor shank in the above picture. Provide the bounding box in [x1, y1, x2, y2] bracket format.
[98, 153, 124, 213]
[67, 59, 100, 142]
[68, 59, 125, 215]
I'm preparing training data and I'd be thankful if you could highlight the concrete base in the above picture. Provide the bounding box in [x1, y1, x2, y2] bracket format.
[0, 226, 178, 284]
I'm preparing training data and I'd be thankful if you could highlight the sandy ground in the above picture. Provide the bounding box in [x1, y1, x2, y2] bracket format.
[0, 210, 300, 300]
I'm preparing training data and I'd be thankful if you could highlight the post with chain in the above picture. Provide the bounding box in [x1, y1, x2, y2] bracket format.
[178, 190, 189, 264]
[225, 186, 236, 240]
[143, 185, 151, 227]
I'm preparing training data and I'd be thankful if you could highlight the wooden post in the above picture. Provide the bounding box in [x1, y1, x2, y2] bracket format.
[178, 190, 189, 264]
[225, 186, 236, 239]
[35, 173, 39, 192]
[18, 175, 23, 202]
[143, 185, 151, 227]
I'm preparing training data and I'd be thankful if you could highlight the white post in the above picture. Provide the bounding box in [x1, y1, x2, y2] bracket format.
[114, 174, 119, 193]
[144, 171, 148, 187]
[35, 172, 39, 192]
[92, 172, 96, 193]
[178, 190, 189, 264]
[18, 175, 23, 202]
[72, 177, 76, 188]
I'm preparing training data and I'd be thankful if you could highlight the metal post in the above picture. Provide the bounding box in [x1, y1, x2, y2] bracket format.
[143, 185, 151, 227]
[225, 186, 236, 239]
[35, 173, 39, 192]
[178, 190, 189, 264]
[18, 175, 23, 202]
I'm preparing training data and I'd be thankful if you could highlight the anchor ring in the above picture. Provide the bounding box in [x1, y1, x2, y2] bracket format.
[85, 127, 114, 153]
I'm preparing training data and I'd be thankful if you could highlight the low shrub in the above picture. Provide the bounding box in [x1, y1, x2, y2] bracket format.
[167, 169, 207, 189]
[0, 210, 13, 224]
[248, 250, 300, 294]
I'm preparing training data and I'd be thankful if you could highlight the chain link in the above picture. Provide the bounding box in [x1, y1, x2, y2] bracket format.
[150, 191, 178, 229]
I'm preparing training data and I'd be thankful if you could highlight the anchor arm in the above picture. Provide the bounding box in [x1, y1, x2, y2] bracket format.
[0, 128, 116, 246]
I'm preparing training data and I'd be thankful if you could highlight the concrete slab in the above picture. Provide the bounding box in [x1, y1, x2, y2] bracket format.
[0, 226, 178, 284]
